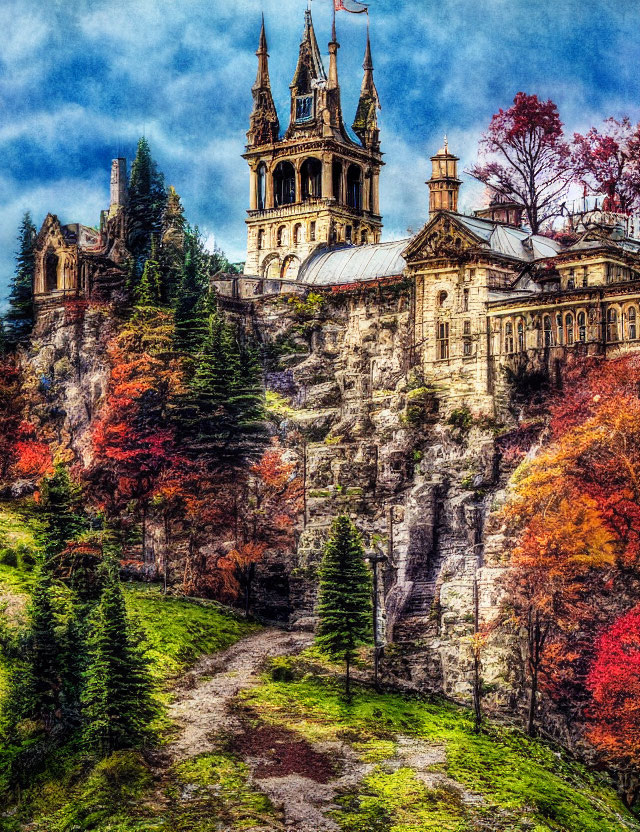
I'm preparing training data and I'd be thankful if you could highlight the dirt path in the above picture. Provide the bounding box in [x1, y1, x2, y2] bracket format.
[166, 627, 313, 763]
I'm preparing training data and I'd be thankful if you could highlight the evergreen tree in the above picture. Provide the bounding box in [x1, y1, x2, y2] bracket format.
[82, 563, 156, 754]
[5, 212, 37, 347]
[23, 567, 62, 730]
[316, 515, 372, 699]
[173, 230, 211, 355]
[135, 239, 161, 306]
[159, 185, 186, 304]
[36, 465, 87, 565]
[127, 137, 167, 280]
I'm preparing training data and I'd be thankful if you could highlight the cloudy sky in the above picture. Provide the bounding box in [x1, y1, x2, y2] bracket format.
[1, 0, 640, 301]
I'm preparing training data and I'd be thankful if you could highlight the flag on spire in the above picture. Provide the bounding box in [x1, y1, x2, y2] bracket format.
[335, 0, 368, 12]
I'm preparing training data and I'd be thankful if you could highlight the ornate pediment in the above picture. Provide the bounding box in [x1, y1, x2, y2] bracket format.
[402, 212, 486, 264]
[36, 214, 70, 253]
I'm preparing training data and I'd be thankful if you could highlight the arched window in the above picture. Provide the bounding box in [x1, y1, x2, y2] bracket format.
[517, 318, 525, 352]
[543, 315, 553, 347]
[346, 164, 362, 210]
[437, 290, 448, 307]
[505, 321, 514, 353]
[45, 251, 59, 292]
[293, 223, 302, 245]
[257, 229, 265, 250]
[588, 307, 598, 340]
[273, 161, 296, 206]
[577, 311, 586, 342]
[257, 163, 267, 211]
[556, 312, 564, 345]
[606, 307, 618, 342]
[629, 306, 637, 340]
[332, 159, 343, 203]
[565, 313, 574, 346]
[276, 226, 286, 247]
[361, 229, 368, 245]
[301, 158, 322, 200]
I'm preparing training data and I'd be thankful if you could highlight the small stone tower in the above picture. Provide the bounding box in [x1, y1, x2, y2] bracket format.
[427, 139, 461, 214]
[109, 158, 128, 217]
[243, 10, 384, 280]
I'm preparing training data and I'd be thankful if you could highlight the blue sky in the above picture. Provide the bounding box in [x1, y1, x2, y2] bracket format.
[1, 0, 640, 301]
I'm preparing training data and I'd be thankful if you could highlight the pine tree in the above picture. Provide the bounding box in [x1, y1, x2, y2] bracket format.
[173, 233, 207, 355]
[127, 137, 167, 280]
[82, 563, 156, 754]
[159, 185, 186, 304]
[135, 239, 161, 306]
[5, 212, 37, 347]
[24, 567, 62, 730]
[36, 465, 87, 565]
[316, 515, 372, 699]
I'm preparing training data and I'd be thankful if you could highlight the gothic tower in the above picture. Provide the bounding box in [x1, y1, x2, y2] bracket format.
[427, 139, 461, 214]
[243, 10, 384, 280]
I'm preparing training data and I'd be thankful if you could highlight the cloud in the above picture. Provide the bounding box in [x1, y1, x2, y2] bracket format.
[2, 0, 640, 297]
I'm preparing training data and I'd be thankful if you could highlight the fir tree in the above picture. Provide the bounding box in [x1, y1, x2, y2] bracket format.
[159, 185, 186, 303]
[127, 137, 167, 280]
[23, 567, 62, 730]
[173, 230, 211, 355]
[36, 465, 87, 566]
[82, 563, 156, 754]
[5, 212, 37, 347]
[316, 515, 372, 699]
[135, 239, 161, 306]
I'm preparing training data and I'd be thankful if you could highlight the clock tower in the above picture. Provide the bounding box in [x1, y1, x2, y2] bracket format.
[243, 10, 383, 280]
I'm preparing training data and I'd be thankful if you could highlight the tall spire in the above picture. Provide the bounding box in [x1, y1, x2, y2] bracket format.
[352, 24, 380, 149]
[247, 16, 279, 148]
[328, 4, 339, 90]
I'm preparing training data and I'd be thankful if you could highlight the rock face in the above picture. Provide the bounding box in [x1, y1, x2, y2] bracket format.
[230, 286, 517, 705]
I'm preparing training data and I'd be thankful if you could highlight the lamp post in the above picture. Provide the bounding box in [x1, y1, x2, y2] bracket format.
[367, 547, 387, 691]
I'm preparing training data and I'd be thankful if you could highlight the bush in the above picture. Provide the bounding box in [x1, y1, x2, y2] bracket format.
[269, 657, 295, 683]
[0, 547, 18, 567]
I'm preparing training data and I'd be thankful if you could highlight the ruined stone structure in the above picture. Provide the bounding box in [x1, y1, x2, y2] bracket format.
[243, 11, 383, 281]
[33, 159, 129, 307]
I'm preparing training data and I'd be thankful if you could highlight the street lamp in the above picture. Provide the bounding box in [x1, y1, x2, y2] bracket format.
[367, 547, 387, 691]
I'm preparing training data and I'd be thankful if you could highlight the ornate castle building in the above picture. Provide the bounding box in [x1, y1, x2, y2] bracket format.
[243, 10, 383, 280]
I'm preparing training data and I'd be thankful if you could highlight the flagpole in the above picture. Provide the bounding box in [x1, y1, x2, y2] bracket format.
[332, 0, 337, 41]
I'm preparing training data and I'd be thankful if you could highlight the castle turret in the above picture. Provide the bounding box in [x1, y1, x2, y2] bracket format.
[109, 158, 128, 217]
[427, 138, 461, 214]
[247, 16, 280, 148]
[352, 28, 380, 151]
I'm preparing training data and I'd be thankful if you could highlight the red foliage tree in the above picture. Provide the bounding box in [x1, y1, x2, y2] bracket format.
[572, 117, 640, 214]
[587, 605, 640, 807]
[470, 92, 572, 233]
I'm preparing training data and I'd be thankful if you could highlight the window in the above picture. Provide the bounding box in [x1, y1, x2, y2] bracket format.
[565, 313, 574, 346]
[567, 269, 575, 290]
[582, 267, 588, 288]
[295, 95, 313, 122]
[273, 161, 296, 206]
[517, 318, 525, 352]
[276, 226, 286, 247]
[345, 225, 352, 242]
[505, 321, 514, 353]
[462, 320, 472, 356]
[606, 308, 618, 342]
[293, 224, 302, 245]
[463, 320, 471, 335]
[361, 229, 368, 245]
[463, 288, 469, 312]
[301, 158, 322, 200]
[257, 163, 266, 211]
[578, 311, 586, 342]
[438, 290, 448, 307]
[310, 221, 316, 242]
[543, 315, 553, 347]
[257, 229, 265, 250]
[629, 306, 637, 340]
[332, 159, 343, 203]
[606, 263, 613, 284]
[346, 164, 362, 210]
[45, 251, 59, 292]
[468, 268, 476, 281]
[437, 322, 449, 359]
[556, 312, 564, 345]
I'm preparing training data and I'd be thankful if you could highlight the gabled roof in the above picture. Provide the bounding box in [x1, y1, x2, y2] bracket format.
[297, 239, 409, 286]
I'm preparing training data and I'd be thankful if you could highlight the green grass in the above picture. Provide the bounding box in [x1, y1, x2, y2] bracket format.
[240, 673, 640, 832]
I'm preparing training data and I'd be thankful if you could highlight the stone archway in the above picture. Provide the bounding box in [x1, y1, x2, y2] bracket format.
[44, 250, 59, 292]
[261, 254, 281, 279]
[281, 255, 301, 280]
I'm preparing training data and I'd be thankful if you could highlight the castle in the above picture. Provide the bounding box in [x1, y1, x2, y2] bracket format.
[32, 8, 640, 416]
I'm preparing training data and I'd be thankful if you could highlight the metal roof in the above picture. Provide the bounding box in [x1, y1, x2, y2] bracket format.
[297, 239, 409, 286]
[456, 215, 561, 262]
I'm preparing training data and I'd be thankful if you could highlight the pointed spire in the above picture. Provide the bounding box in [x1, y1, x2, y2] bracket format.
[292, 8, 327, 91]
[247, 16, 279, 148]
[327, 4, 339, 91]
[352, 25, 380, 149]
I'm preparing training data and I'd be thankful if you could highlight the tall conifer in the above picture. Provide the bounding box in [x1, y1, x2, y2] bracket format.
[5, 212, 37, 347]
[82, 564, 156, 754]
[37, 465, 86, 565]
[316, 515, 372, 699]
[159, 186, 186, 304]
[127, 137, 167, 279]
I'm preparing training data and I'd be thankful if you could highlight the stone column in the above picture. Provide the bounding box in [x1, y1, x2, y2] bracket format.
[249, 166, 258, 211]
[295, 160, 302, 204]
[266, 164, 274, 209]
[322, 154, 333, 201]
[372, 171, 380, 215]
